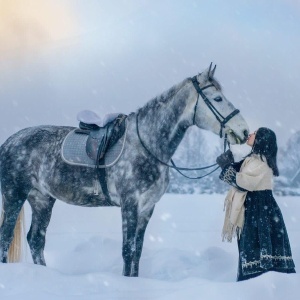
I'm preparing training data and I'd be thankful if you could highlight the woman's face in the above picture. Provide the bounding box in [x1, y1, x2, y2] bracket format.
[246, 130, 256, 147]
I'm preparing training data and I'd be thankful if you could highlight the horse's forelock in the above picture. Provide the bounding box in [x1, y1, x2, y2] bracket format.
[198, 71, 222, 91]
[209, 77, 222, 91]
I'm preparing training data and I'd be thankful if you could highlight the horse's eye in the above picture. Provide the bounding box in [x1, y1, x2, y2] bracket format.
[214, 96, 222, 102]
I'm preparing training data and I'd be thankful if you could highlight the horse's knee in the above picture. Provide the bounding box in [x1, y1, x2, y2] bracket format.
[27, 227, 45, 249]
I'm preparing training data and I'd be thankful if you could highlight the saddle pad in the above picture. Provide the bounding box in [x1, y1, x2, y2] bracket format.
[61, 125, 127, 168]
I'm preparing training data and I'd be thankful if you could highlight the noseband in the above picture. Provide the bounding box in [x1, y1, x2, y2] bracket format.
[191, 76, 240, 138]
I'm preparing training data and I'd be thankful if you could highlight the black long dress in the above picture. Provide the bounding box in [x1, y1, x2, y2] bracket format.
[237, 190, 295, 281]
[220, 162, 296, 281]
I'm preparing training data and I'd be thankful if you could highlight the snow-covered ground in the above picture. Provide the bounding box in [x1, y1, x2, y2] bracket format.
[0, 193, 299, 300]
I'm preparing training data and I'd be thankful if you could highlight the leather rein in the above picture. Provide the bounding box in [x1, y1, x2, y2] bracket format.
[136, 76, 240, 179]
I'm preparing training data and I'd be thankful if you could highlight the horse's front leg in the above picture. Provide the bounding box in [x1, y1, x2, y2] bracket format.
[132, 205, 155, 276]
[121, 196, 155, 277]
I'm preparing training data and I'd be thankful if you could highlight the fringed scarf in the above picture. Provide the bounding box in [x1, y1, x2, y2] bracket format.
[221, 154, 273, 242]
[222, 188, 247, 242]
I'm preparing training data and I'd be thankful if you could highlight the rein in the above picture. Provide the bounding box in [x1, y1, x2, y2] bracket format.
[136, 76, 240, 179]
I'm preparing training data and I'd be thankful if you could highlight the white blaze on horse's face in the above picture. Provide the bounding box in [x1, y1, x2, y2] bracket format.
[193, 67, 249, 145]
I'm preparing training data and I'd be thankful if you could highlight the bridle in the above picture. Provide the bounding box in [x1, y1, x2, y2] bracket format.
[191, 76, 240, 138]
[136, 76, 241, 179]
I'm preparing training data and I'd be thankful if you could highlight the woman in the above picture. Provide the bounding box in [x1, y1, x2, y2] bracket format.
[216, 127, 296, 281]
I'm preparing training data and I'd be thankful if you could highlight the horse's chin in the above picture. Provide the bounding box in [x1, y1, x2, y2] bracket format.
[227, 131, 247, 145]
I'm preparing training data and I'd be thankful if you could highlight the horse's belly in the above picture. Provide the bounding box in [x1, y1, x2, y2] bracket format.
[53, 191, 119, 207]
[41, 180, 120, 207]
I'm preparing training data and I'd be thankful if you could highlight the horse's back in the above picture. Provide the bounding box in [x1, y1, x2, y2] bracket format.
[0, 125, 73, 180]
[1, 125, 73, 147]
[1, 125, 73, 154]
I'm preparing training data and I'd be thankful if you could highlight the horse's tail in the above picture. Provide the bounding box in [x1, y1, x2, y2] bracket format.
[0, 203, 26, 263]
[8, 206, 26, 262]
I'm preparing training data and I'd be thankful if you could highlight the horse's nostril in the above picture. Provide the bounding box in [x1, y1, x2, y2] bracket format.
[243, 130, 249, 138]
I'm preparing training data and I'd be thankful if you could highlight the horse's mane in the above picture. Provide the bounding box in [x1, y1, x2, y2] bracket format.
[209, 77, 222, 91]
[137, 78, 190, 115]
[138, 75, 222, 116]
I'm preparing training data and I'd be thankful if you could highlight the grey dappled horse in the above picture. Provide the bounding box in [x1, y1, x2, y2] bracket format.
[0, 65, 249, 276]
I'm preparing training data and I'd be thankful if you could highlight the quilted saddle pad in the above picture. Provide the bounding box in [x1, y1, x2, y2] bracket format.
[61, 126, 127, 168]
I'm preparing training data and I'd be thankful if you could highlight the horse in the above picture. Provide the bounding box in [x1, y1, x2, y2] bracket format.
[0, 64, 249, 277]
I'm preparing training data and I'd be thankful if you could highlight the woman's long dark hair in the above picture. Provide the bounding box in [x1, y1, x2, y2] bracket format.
[251, 127, 279, 176]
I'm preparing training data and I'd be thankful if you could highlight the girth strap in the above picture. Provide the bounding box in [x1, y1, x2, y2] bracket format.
[94, 114, 127, 206]
[96, 159, 114, 206]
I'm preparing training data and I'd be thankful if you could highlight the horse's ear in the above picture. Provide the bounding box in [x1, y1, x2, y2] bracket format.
[200, 63, 213, 80]
[210, 64, 217, 78]
[208, 62, 213, 75]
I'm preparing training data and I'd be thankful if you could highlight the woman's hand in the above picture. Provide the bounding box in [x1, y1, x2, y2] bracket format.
[216, 150, 234, 169]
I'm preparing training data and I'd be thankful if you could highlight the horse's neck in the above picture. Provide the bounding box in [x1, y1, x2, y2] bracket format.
[137, 79, 196, 161]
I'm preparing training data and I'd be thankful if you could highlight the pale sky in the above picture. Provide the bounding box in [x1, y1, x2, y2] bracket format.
[0, 0, 299, 146]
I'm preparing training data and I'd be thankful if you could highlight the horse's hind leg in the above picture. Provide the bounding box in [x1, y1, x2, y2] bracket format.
[0, 193, 26, 263]
[27, 189, 56, 265]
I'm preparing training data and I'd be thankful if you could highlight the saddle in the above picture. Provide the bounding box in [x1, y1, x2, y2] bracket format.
[75, 114, 127, 164]
[73, 113, 127, 206]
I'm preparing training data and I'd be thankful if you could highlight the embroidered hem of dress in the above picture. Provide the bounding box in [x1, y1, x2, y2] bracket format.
[242, 255, 294, 270]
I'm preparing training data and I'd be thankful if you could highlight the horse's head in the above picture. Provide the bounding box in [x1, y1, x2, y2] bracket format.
[193, 64, 249, 145]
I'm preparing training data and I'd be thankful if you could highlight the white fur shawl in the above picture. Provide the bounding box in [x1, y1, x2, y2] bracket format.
[222, 154, 273, 242]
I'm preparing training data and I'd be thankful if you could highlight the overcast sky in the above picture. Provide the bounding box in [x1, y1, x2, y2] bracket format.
[0, 0, 299, 146]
